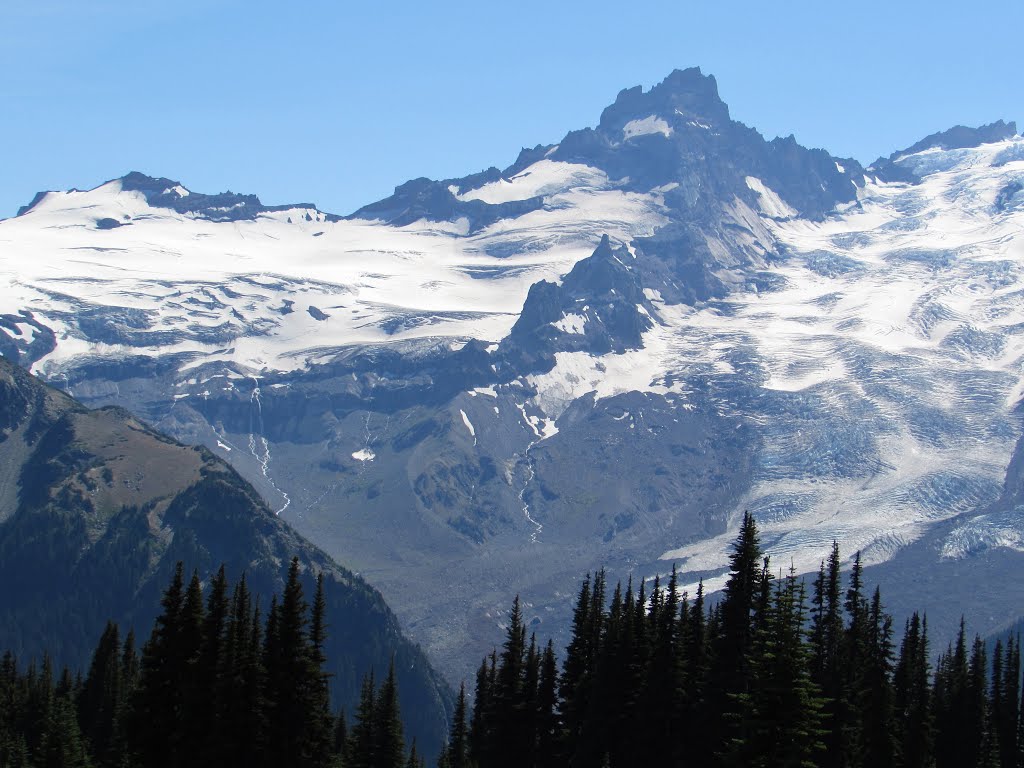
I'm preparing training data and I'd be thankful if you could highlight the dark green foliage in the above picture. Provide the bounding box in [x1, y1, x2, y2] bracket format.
[725, 565, 825, 768]
[3, 516, 1024, 768]
[893, 612, 932, 768]
[442, 682, 469, 768]
[451, 518, 1022, 768]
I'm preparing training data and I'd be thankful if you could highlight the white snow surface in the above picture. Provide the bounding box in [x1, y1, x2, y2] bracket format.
[0, 169, 668, 374]
[442, 136, 1024, 591]
[650, 137, 1024, 593]
[622, 116, 673, 141]
[745, 176, 798, 220]
[460, 409, 477, 446]
[457, 160, 615, 205]
[6, 137, 1024, 592]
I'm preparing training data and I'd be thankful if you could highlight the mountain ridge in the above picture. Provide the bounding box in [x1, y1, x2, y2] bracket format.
[0, 356, 452, 755]
[2, 67, 1023, 685]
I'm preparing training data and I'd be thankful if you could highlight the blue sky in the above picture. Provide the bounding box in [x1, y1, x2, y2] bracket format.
[2, 0, 1021, 219]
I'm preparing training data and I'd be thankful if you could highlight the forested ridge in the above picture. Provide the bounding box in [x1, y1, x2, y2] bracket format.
[2, 514, 1022, 767]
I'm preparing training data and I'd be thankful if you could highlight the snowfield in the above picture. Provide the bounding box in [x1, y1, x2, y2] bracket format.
[0, 168, 668, 373]
[3, 133, 1024, 609]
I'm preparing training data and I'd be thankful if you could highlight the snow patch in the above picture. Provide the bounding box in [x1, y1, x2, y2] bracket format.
[745, 176, 798, 219]
[622, 116, 673, 141]
[553, 313, 587, 335]
[460, 409, 477, 445]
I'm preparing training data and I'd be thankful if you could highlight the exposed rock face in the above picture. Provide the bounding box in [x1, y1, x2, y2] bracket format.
[1, 67, 1021, 684]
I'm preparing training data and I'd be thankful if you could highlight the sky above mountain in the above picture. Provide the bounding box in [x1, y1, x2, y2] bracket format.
[2, 0, 1020, 220]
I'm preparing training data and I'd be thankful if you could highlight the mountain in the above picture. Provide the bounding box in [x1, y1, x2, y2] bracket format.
[0, 357, 451, 754]
[1, 66, 1022, 677]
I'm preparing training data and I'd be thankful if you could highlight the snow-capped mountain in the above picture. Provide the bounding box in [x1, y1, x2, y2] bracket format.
[2, 67, 1022, 677]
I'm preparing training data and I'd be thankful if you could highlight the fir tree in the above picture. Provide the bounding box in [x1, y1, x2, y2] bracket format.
[128, 562, 187, 768]
[445, 682, 469, 768]
[374, 661, 406, 768]
[714, 512, 767, 758]
[725, 565, 825, 768]
[77, 621, 122, 766]
[468, 655, 491, 768]
[348, 672, 377, 768]
[893, 613, 933, 768]
[535, 640, 560, 768]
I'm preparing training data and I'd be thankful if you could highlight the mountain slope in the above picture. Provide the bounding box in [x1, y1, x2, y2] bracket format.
[0, 357, 451, 755]
[0, 67, 1022, 680]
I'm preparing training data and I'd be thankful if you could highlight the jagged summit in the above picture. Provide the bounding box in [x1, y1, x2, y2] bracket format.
[598, 66, 731, 134]
[501, 235, 654, 373]
[3, 65, 1024, 688]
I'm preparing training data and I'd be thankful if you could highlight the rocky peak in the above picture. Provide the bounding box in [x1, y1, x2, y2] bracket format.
[502, 236, 655, 372]
[597, 67, 731, 135]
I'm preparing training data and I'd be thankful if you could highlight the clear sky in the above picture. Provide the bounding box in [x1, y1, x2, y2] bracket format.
[2, 0, 1021, 219]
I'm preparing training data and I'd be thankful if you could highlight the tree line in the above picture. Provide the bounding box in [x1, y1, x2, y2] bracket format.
[441, 512, 1024, 768]
[2, 514, 1022, 767]
[0, 557, 423, 768]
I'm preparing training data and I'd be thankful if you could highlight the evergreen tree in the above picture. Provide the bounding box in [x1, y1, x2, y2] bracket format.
[77, 621, 122, 766]
[724, 564, 825, 768]
[374, 661, 406, 768]
[934, 619, 971, 768]
[860, 587, 897, 768]
[40, 688, 90, 768]
[334, 710, 349, 767]
[128, 562, 187, 768]
[445, 682, 469, 768]
[893, 613, 932, 768]
[348, 672, 377, 768]
[535, 640, 560, 768]
[810, 542, 844, 768]
[714, 512, 768, 759]
[994, 636, 1019, 768]
[468, 655, 491, 768]
[492, 596, 527, 768]
[966, 635, 992, 768]
[559, 574, 594, 762]
[264, 557, 333, 768]
[309, 573, 335, 766]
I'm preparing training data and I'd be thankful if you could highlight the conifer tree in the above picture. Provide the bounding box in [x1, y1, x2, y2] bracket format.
[309, 573, 335, 766]
[348, 672, 377, 768]
[405, 738, 423, 768]
[374, 661, 406, 768]
[129, 562, 187, 768]
[334, 710, 349, 767]
[468, 656, 491, 767]
[77, 621, 122, 766]
[714, 512, 767, 758]
[966, 635, 992, 768]
[491, 596, 528, 768]
[40, 687, 90, 768]
[445, 682, 469, 768]
[810, 542, 844, 768]
[724, 564, 824, 768]
[559, 574, 593, 760]
[535, 640, 560, 768]
[934, 619, 971, 768]
[893, 613, 932, 768]
[860, 587, 897, 768]
[995, 635, 1019, 768]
